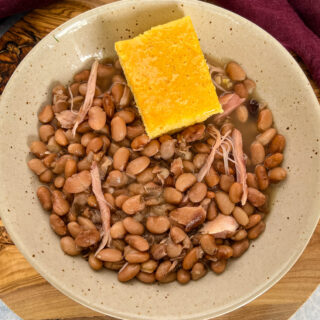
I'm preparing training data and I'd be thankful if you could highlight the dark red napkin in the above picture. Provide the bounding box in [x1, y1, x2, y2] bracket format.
[0, 0, 54, 19]
[214, 0, 320, 86]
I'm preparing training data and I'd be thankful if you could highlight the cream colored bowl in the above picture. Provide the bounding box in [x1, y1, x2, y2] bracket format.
[1, 0, 320, 319]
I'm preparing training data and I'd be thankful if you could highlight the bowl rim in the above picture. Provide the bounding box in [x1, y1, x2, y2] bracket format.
[1, 0, 320, 319]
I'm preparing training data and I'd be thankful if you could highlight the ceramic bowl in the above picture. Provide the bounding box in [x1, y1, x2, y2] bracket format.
[1, 0, 320, 319]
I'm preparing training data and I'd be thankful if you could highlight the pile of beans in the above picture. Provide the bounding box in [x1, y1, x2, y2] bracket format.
[29, 59, 287, 284]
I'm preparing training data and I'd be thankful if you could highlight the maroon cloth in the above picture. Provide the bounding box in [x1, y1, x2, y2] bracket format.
[0, 0, 54, 19]
[214, 0, 320, 86]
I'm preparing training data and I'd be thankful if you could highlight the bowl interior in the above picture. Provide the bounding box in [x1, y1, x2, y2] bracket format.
[1, 1, 320, 319]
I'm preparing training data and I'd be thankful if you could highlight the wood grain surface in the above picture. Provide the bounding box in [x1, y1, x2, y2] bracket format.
[0, 1, 320, 320]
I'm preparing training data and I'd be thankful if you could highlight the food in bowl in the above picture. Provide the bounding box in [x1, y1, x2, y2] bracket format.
[28, 17, 287, 284]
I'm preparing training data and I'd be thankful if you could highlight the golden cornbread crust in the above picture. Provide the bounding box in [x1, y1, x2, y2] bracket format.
[115, 16, 222, 138]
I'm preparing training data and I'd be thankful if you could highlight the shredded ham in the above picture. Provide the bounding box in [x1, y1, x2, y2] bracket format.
[232, 129, 248, 205]
[91, 161, 111, 256]
[216, 93, 246, 121]
[201, 214, 239, 238]
[197, 125, 230, 182]
[207, 63, 225, 75]
[55, 110, 78, 129]
[72, 60, 99, 136]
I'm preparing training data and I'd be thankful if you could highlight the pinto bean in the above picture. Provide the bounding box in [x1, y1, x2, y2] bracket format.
[163, 187, 182, 205]
[124, 246, 149, 263]
[229, 182, 243, 203]
[210, 259, 227, 274]
[39, 124, 55, 142]
[257, 109, 273, 132]
[115, 109, 135, 124]
[146, 216, 170, 234]
[52, 190, 70, 216]
[111, 116, 127, 142]
[247, 172, 258, 189]
[141, 140, 160, 157]
[37, 186, 52, 210]
[234, 83, 248, 99]
[106, 170, 128, 187]
[193, 142, 211, 154]
[60, 236, 81, 256]
[141, 260, 158, 273]
[118, 263, 140, 282]
[88, 106, 106, 131]
[160, 139, 176, 160]
[137, 272, 156, 284]
[226, 61, 246, 81]
[264, 153, 283, 169]
[215, 191, 235, 215]
[115, 195, 130, 208]
[255, 165, 269, 191]
[232, 239, 250, 258]
[38, 105, 54, 123]
[235, 105, 249, 123]
[269, 134, 286, 153]
[188, 182, 207, 203]
[123, 217, 144, 235]
[245, 214, 262, 229]
[96, 248, 123, 262]
[183, 160, 195, 173]
[49, 214, 67, 236]
[231, 229, 248, 241]
[125, 235, 149, 252]
[247, 187, 266, 207]
[217, 245, 233, 260]
[131, 134, 149, 151]
[67, 221, 82, 238]
[126, 156, 150, 176]
[170, 227, 187, 244]
[177, 269, 191, 284]
[67, 143, 85, 157]
[126, 124, 145, 140]
[75, 228, 100, 247]
[122, 194, 145, 215]
[89, 253, 103, 271]
[191, 262, 207, 281]
[64, 158, 77, 178]
[155, 260, 172, 281]
[182, 247, 203, 270]
[175, 173, 197, 192]
[110, 221, 126, 239]
[76, 121, 91, 133]
[257, 128, 277, 146]
[63, 170, 91, 193]
[54, 175, 64, 188]
[39, 170, 53, 183]
[55, 129, 69, 146]
[232, 206, 249, 226]
[193, 153, 207, 169]
[150, 243, 167, 260]
[250, 141, 265, 165]
[167, 242, 183, 258]
[28, 158, 47, 175]
[248, 221, 266, 239]
[205, 167, 220, 187]
[78, 216, 96, 230]
[268, 167, 287, 183]
[200, 234, 217, 255]
[219, 175, 235, 192]
[30, 141, 47, 158]
[113, 147, 130, 171]
[86, 137, 103, 154]
[242, 202, 255, 215]
[207, 200, 218, 221]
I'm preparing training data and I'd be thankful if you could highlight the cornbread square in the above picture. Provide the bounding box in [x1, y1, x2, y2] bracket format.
[115, 16, 222, 138]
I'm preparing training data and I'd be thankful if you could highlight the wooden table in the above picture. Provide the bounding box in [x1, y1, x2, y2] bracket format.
[1, 1, 320, 319]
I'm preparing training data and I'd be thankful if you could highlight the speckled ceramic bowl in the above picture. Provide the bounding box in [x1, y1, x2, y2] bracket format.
[1, 0, 320, 319]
